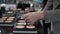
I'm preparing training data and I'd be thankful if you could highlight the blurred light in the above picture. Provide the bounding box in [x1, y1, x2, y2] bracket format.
[34, 0, 43, 3]
[30, 3, 33, 7]
[1, 3, 6, 7]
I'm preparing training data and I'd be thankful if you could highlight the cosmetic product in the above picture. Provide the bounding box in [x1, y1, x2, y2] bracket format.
[7, 18, 14, 21]
[26, 26, 35, 29]
[5, 20, 13, 23]
[16, 26, 25, 29]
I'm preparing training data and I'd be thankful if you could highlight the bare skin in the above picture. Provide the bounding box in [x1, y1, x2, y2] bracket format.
[22, 11, 44, 25]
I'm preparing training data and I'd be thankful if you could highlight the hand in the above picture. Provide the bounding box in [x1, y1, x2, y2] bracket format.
[22, 11, 44, 25]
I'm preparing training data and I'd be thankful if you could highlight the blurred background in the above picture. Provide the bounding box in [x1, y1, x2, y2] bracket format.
[0, 0, 52, 34]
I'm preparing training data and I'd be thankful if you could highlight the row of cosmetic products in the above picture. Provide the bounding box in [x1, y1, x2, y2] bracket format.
[15, 17, 36, 30]
[0, 17, 15, 23]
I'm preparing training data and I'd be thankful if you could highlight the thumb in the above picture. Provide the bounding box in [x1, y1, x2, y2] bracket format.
[21, 14, 29, 19]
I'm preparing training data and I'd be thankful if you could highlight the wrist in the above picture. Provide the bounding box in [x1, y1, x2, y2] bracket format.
[37, 11, 44, 20]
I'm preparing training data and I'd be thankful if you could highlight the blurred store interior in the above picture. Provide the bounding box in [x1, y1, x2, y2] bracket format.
[0, 0, 52, 34]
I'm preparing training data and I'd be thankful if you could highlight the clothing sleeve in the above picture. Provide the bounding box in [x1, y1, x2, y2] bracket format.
[44, 10, 60, 23]
[43, 0, 60, 23]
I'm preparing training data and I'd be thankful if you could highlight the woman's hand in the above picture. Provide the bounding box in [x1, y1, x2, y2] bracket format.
[22, 11, 44, 25]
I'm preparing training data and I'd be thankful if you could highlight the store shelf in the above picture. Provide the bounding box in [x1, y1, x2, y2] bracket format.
[0, 24, 13, 27]
[13, 31, 37, 33]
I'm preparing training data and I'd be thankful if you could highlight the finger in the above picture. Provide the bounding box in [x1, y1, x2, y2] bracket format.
[25, 18, 32, 25]
[30, 21, 35, 25]
[25, 18, 34, 25]
[21, 14, 29, 19]
[25, 18, 31, 23]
